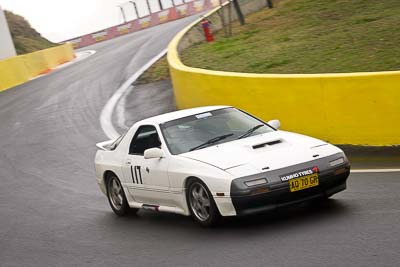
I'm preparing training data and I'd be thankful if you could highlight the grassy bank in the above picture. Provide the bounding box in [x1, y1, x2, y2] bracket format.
[139, 0, 400, 83]
[181, 0, 400, 74]
[136, 57, 169, 85]
[5, 10, 55, 55]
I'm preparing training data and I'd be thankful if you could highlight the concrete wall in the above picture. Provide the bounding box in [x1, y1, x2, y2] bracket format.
[168, 1, 400, 146]
[0, 5, 17, 60]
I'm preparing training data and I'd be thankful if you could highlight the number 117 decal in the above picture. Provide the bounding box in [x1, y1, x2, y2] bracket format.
[130, 165, 143, 184]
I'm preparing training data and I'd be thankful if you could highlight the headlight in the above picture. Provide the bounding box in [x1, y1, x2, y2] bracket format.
[245, 178, 267, 187]
[330, 157, 344, 167]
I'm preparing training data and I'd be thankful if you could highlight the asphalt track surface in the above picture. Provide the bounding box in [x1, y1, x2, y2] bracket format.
[1, 17, 400, 267]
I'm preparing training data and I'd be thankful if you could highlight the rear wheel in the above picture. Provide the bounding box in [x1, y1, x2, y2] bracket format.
[106, 174, 137, 216]
[187, 179, 220, 226]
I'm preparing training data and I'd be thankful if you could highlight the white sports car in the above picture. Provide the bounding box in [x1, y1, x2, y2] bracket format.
[95, 106, 350, 226]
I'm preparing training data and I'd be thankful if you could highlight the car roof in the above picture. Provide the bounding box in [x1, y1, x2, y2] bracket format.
[138, 105, 231, 125]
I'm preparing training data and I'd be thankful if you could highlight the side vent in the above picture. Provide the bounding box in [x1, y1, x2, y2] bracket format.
[253, 139, 282, 149]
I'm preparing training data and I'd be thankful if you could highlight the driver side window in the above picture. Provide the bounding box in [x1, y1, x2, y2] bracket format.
[129, 125, 161, 155]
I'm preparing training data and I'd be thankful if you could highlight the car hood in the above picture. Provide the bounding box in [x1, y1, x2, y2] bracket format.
[179, 131, 343, 176]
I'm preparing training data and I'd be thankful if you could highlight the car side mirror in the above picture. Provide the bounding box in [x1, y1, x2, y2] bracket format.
[267, 119, 281, 130]
[144, 148, 163, 159]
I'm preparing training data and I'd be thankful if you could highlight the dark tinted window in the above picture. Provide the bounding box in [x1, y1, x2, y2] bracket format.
[129, 125, 161, 155]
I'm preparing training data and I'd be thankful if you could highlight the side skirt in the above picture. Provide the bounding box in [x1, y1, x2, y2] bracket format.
[127, 200, 189, 216]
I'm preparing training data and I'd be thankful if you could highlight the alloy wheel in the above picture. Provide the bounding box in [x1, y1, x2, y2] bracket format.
[189, 183, 211, 221]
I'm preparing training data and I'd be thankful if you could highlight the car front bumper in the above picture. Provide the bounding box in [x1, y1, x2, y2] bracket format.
[230, 157, 350, 216]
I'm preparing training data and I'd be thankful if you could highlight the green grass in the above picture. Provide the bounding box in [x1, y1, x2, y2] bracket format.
[5, 10, 55, 55]
[139, 0, 400, 82]
[136, 57, 169, 85]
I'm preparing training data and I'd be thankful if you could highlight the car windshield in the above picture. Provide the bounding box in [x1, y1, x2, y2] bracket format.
[160, 108, 275, 155]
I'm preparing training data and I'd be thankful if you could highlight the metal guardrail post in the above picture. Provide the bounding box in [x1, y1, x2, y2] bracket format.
[218, 0, 229, 37]
[232, 0, 245, 25]
[118, 6, 127, 23]
[129, 1, 140, 18]
[158, 0, 164, 10]
[146, 0, 152, 14]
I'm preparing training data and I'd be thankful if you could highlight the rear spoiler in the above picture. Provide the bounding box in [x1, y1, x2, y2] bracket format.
[96, 139, 115, 151]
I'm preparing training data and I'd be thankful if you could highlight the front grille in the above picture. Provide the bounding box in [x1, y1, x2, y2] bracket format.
[231, 170, 349, 215]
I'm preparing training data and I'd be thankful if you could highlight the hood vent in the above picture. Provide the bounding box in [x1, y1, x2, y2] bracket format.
[252, 139, 282, 149]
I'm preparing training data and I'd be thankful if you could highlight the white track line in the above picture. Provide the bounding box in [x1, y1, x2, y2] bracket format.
[115, 85, 132, 131]
[351, 169, 400, 173]
[58, 50, 97, 70]
[100, 48, 168, 140]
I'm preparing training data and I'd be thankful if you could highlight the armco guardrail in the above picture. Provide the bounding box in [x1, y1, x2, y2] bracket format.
[63, 0, 221, 49]
[168, 2, 400, 146]
[0, 43, 74, 92]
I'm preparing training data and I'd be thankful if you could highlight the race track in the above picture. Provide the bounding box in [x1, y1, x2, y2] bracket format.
[1, 16, 400, 267]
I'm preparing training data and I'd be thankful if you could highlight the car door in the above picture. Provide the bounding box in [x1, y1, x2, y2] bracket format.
[122, 125, 172, 206]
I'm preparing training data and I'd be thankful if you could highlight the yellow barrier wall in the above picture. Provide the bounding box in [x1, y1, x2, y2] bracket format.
[0, 43, 74, 92]
[22, 50, 49, 77]
[0, 56, 29, 91]
[168, 9, 400, 146]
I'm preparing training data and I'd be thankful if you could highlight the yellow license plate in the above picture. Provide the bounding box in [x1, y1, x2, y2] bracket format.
[289, 174, 319, 192]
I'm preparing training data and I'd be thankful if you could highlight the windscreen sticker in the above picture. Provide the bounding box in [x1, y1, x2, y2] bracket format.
[178, 125, 192, 129]
[195, 112, 212, 119]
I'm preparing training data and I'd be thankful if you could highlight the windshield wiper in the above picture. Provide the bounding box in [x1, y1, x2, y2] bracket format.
[238, 124, 265, 139]
[189, 133, 234, 151]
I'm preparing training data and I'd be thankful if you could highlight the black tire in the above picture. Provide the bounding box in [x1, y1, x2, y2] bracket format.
[106, 174, 138, 216]
[186, 178, 221, 227]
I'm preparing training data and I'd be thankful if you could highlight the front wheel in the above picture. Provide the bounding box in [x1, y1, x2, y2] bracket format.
[106, 174, 137, 216]
[187, 179, 220, 227]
